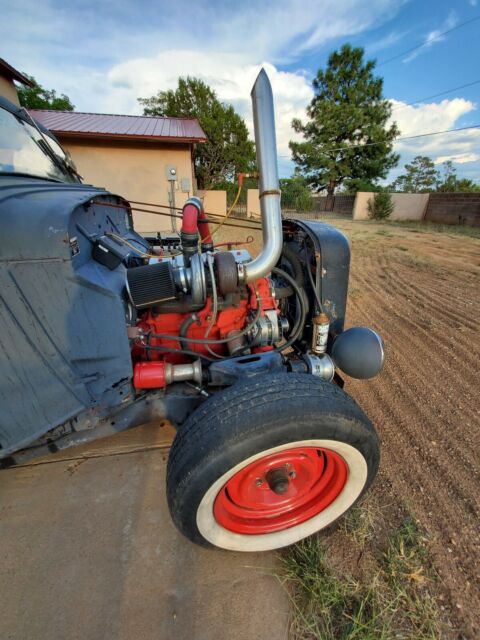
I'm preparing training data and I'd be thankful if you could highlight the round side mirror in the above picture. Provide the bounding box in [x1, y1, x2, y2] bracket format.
[331, 327, 385, 379]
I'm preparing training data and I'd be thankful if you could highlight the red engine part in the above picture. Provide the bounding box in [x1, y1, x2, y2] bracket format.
[133, 361, 168, 389]
[134, 276, 278, 364]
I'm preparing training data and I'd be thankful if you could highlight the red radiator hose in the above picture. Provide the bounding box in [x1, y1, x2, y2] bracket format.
[198, 209, 213, 245]
[181, 203, 199, 234]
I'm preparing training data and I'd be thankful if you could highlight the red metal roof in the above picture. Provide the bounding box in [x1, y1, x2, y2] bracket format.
[30, 110, 207, 143]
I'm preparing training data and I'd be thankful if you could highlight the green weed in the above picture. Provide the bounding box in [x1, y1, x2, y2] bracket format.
[279, 512, 441, 640]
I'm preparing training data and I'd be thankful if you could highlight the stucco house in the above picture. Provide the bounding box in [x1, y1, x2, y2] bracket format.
[30, 110, 207, 233]
[0, 57, 226, 229]
[0, 58, 34, 105]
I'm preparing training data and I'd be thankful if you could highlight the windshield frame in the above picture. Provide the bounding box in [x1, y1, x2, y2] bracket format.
[0, 98, 81, 184]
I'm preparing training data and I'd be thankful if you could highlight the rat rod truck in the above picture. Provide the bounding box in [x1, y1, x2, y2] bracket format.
[0, 71, 383, 551]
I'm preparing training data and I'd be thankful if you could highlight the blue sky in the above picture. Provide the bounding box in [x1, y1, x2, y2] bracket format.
[2, 0, 479, 182]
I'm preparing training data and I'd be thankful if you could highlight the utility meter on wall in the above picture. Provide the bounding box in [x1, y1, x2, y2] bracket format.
[165, 165, 177, 181]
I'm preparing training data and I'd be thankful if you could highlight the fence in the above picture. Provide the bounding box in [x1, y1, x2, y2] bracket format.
[220, 189, 480, 227]
[424, 193, 480, 227]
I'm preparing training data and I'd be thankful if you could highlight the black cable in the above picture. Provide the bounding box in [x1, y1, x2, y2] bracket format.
[377, 16, 480, 67]
[275, 244, 305, 299]
[304, 244, 323, 314]
[272, 266, 307, 353]
[390, 79, 480, 112]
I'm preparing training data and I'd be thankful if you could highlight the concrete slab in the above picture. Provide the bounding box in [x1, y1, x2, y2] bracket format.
[0, 423, 289, 640]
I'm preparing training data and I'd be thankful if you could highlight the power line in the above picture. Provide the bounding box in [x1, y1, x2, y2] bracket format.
[377, 15, 480, 67]
[390, 79, 480, 112]
[279, 124, 480, 156]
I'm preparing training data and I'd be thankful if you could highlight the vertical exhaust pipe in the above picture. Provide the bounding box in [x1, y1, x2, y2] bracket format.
[239, 69, 283, 283]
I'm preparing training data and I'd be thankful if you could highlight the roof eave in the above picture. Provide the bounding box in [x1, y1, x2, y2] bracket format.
[51, 130, 207, 144]
[0, 59, 35, 87]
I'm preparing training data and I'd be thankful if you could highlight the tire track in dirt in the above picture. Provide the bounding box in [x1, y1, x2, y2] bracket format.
[348, 286, 479, 499]
[351, 267, 479, 420]
[351, 259, 480, 464]
[383, 253, 479, 333]
[344, 234, 480, 637]
[352, 251, 480, 388]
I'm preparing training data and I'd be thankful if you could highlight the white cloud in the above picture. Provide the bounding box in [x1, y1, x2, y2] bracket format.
[403, 11, 458, 63]
[434, 152, 480, 164]
[0, 0, 404, 172]
[387, 97, 480, 179]
[107, 52, 313, 158]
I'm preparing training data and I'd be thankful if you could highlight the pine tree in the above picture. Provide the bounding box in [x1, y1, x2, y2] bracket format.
[290, 44, 399, 196]
[139, 77, 255, 189]
[390, 156, 439, 193]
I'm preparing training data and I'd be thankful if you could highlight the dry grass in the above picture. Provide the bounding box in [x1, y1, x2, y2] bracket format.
[278, 507, 441, 640]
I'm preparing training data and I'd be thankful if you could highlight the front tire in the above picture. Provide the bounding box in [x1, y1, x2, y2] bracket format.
[167, 374, 379, 552]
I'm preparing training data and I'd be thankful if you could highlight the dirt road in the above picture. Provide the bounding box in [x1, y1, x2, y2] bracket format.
[337, 220, 480, 638]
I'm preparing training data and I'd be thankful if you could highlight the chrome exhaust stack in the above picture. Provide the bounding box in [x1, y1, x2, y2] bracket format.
[239, 69, 283, 283]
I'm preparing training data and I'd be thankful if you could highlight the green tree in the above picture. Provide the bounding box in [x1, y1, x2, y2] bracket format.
[279, 175, 313, 211]
[289, 44, 399, 197]
[437, 161, 480, 192]
[367, 189, 394, 220]
[139, 77, 255, 189]
[342, 177, 382, 193]
[390, 156, 439, 193]
[17, 75, 74, 111]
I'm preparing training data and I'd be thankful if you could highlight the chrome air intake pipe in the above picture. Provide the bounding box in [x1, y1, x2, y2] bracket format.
[238, 69, 283, 283]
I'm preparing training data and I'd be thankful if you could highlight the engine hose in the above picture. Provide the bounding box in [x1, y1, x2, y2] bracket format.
[148, 298, 262, 345]
[271, 266, 307, 353]
[179, 314, 200, 353]
[275, 243, 305, 299]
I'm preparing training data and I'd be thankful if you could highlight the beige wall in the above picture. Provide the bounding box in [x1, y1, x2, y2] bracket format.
[59, 138, 195, 233]
[353, 192, 429, 221]
[0, 76, 19, 105]
[198, 190, 227, 217]
[247, 188, 261, 218]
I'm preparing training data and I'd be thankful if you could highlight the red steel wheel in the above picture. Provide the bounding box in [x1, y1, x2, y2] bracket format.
[167, 374, 380, 552]
[214, 447, 348, 534]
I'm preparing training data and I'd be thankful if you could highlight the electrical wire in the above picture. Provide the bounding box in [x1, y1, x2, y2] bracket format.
[104, 231, 163, 259]
[93, 199, 263, 232]
[272, 266, 307, 353]
[390, 79, 480, 112]
[204, 253, 223, 358]
[281, 124, 480, 157]
[303, 244, 323, 314]
[204, 183, 243, 242]
[377, 16, 480, 67]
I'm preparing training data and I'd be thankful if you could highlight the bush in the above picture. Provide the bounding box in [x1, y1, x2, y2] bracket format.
[367, 190, 394, 220]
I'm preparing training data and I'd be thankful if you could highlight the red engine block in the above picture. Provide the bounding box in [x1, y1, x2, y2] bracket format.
[134, 277, 278, 365]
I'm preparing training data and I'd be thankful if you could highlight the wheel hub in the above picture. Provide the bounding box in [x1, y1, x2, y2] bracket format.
[265, 467, 290, 495]
[213, 447, 349, 535]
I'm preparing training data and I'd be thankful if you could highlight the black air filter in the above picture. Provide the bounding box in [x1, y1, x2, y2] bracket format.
[126, 262, 178, 309]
